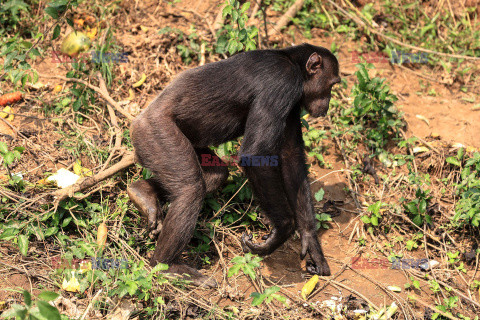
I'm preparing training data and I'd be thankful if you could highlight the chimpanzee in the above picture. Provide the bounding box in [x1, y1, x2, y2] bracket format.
[128, 43, 341, 287]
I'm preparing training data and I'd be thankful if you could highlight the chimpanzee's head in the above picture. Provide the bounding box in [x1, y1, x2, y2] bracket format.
[301, 47, 341, 117]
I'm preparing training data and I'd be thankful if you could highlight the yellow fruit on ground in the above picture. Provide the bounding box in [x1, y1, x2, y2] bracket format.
[60, 31, 91, 57]
[53, 84, 63, 93]
[301, 274, 319, 300]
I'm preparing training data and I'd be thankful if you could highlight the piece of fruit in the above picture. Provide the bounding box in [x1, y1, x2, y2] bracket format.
[301, 274, 319, 300]
[53, 84, 63, 93]
[412, 146, 429, 154]
[97, 222, 108, 247]
[132, 73, 147, 88]
[0, 91, 22, 107]
[47, 168, 80, 188]
[60, 31, 91, 57]
[0, 106, 14, 121]
[387, 286, 401, 292]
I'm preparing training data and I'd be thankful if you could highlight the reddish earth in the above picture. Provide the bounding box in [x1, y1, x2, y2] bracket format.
[1, 0, 478, 318]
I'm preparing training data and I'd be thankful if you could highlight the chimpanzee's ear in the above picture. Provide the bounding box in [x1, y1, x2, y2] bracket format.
[306, 52, 323, 75]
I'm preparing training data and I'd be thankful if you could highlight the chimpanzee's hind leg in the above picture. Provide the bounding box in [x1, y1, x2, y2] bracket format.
[195, 148, 229, 193]
[128, 148, 228, 239]
[130, 114, 216, 287]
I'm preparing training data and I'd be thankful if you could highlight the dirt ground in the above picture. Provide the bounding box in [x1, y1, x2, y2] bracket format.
[0, 0, 479, 319]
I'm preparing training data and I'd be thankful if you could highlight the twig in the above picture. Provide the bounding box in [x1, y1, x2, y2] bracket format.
[79, 289, 103, 320]
[409, 294, 459, 320]
[208, 179, 248, 221]
[349, 266, 414, 319]
[0, 261, 54, 285]
[409, 269, 480, 309]
[328, 279, 380, 311]
[213, 2, 227, 30]
[270, 0, 305, 34]
[310, 264, 347, 299]
[96, 72, 124, 171]
[249, 0, 260, 23]
[39, 74, 134, 121]
[199, 43, 206, 66]
[326, 0, 480, 61]
[51, 152, 135, 202]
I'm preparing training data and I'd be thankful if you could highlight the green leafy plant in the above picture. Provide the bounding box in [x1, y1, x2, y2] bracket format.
[1, 290, 63, 320]
[405, 232, 423, 251]
[361, 201, 385, 229]
[435, 296, 459, 318]
[175, 27, 207, 65]
[449, 151, 480, 227]
[267, 0, 340, 37]
[0, 33, 40, 87]
[303, 128, 328, 167]
[0, 0, 30, 28]
[314, 189, 332, 229]
[404, 276, 421, 291]
[109, 262, 169, 299]
[228, 252, 262, 280]
[446, 251, 460, 265]
[402, 188, 432, 227]
[250, 286, 287, 306]
[216, 0, 258, 55]
[315, 213, 332, 230]
[336, 63, 404, 155]
[0, 141, 25, 189]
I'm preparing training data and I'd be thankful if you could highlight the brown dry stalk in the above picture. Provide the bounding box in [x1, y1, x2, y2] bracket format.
[270, 0, 305, 34]
[40, 74, 135, 121]
[327, 0, 480, 61]
[51, 151, 135, 202]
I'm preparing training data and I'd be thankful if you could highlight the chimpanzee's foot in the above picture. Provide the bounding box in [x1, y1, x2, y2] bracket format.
[241, 226, 294, 256]
[166, 263, 217, 288]
[127, 179, 163, 238]
[300, 232, 331, 276]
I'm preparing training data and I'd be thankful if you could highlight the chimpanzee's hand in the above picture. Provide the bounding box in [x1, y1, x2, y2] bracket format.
[300, 232, 331, 276]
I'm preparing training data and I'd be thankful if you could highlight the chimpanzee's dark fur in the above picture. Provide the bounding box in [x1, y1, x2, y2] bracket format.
[128, 43, 341, 287]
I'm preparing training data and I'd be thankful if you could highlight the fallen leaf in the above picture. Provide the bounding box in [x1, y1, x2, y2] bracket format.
[0, 106, 14, 121]
[412, 146, 429, 154]
[416, 114, 430, 126]
[62, 271, 80, 292]
[132, 73, 147, 88]
[97, 222, 108, 247]
[387, 286, 401, 292]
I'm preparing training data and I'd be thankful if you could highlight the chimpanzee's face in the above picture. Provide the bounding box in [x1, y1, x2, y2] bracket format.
[303, 52, 341, 117]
